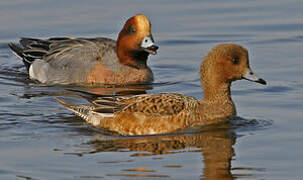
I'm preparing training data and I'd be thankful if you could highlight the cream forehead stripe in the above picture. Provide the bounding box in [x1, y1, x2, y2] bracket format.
[134, 14, 151, 31]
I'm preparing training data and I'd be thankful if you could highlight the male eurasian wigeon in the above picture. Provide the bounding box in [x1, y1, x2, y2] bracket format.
[8, 14, 158, 85]
[56, 44, 266, 135]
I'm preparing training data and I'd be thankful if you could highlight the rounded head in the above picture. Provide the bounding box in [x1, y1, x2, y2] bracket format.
[200, 44, 266, 86]
[117, 14, 158, 68]
[127, 14, 151, 37]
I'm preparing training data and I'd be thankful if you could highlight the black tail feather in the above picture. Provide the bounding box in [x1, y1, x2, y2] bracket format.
[23, 50, 47, 58]
[8, 43, 32, 70]
[9, 38, 51, 71]
[8, 43, 23, 58]
[20, 37, 50, 50]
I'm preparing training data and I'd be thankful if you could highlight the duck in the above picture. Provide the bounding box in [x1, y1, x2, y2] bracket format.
[56, 44, 266, 135]
[8, 14, 158, 85]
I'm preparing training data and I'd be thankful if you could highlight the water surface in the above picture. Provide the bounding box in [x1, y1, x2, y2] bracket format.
[1, 0, 303, 179]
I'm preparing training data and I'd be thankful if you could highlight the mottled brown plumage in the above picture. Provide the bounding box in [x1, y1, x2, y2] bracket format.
[8, 14, 158, 85]
[56, 44, 266, 135]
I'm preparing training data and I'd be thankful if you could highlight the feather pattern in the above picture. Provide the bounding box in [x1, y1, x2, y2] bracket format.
[55, 43, 266, 135]
[10, 37, 117, 69]
[56, 98, 95, 121]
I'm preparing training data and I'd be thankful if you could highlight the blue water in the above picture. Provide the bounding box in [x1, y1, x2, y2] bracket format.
[1, 0, 303, 179]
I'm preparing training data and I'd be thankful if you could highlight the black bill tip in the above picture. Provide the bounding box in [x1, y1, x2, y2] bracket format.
[256, 78, 267, 85]
[144, 45, 159, 55]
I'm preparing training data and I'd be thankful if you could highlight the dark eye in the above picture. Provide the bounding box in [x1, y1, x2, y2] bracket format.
[126, 25, 136, 34]
[231, 57, 239, 64]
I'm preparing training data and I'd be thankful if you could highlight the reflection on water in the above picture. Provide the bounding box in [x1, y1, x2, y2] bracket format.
[74, 122, 264, 180]
[86, 124, 235, 179]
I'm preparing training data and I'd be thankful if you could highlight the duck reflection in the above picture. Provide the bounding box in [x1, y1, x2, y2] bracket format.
[88, 124, 236, 180]
[14, 83, 152, 99]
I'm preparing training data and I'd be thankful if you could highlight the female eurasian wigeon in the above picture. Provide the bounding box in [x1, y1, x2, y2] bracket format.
[56, 44, 266, 135]
[8, 14, 158, 85]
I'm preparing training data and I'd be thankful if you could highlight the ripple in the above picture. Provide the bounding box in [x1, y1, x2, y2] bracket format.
[190, 33, 252, 39]
[122, 167, 156, 172]
[106, 173, 170, 178]
[98, 160, 134, 164]
[0, 42, 9, 49]
[233, 85, 294, 96]
[16, 175, 41, 180]
[74, 175, 104, 179]
[250, 35, 303, 44]
[159, 39, 221, 46]
[242, 23, 303, 32]
[0, 63, 30, 87]
[231, 116, 273, 133]
[162, 165, 182, 168]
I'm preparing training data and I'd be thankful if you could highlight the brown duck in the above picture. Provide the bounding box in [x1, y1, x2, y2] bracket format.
[56, 44, 266, 135]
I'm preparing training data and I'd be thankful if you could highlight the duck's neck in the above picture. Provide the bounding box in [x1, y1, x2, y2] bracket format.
[198, 80, 236, 123]
[130, 50, 149, 69]
[117, 46, 148, 69]
[202, 81, 232, 103]
[199, 61, 233, 104]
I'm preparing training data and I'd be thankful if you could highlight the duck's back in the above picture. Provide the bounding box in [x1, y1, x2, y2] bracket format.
[32, 37, 122, 84]
[10, 37, 122, 85]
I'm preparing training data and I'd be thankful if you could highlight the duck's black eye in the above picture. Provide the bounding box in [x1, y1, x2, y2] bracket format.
[126, 25, 136, 34]
[231, 57, 239, 64]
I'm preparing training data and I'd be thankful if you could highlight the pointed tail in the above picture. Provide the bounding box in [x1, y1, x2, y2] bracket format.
[55, 98, 93, 121]
[8, 43, 32, 71]
[9, 37, 50, 71]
